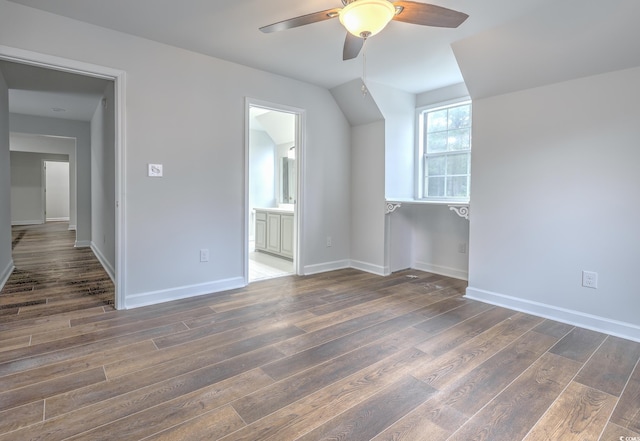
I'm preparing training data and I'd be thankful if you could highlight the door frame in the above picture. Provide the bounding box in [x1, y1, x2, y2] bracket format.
[0, 45, 127, 309]
[244, 97, 306, 284]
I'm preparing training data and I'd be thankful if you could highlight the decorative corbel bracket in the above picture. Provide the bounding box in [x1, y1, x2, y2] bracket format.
[448, 204, 469, 220]
[385, 202, 402, 214]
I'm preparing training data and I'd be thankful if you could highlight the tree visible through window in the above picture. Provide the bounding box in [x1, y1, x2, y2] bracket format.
[420, 101, 471, 200]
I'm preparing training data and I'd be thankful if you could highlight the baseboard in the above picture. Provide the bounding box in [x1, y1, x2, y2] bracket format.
[125, 277, 246, 309]
[90, 242, 115, 283]
[303, 260, 350, 275]
[466, 287, 640, 343]
[46, 217, 70, 222]
[75, 240, 91, 248]
[413, 261, 468, 281]
[0, 260, 15, 291]
[68, 224, 76, 231]
[350, 260, 389, 276]
[11, 220, 43, 226]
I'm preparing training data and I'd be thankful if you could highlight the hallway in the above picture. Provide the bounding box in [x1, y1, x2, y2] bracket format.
[0, 222, 114, 324]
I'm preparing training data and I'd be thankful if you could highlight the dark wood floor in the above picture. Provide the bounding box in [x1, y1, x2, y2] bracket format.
[1, 224, 639, 440]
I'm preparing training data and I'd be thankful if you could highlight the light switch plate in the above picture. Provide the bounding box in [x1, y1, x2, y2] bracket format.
[148, 163, 163, 177]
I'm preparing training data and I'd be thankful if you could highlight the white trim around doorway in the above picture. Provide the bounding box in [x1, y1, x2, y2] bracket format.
[0, 45, 127, 310]
[244, 97, 306, 285]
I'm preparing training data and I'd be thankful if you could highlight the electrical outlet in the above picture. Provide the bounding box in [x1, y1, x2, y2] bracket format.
[458, 242, 467, 254]
[582, 270, 598, 289]
[200, 248, 209, 262]
[326, 236, 332, 247]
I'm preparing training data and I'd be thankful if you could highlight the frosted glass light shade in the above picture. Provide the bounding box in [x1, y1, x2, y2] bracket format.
[339, 0, 396, 38]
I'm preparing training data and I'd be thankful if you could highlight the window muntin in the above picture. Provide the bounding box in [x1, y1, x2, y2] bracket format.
[420, 101, 471, 200]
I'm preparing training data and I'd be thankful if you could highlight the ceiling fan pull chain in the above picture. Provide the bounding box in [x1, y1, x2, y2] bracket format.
[361, 38, 368, 97]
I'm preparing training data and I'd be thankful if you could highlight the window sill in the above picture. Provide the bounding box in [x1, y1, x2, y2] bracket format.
[385, 199, 469, 219]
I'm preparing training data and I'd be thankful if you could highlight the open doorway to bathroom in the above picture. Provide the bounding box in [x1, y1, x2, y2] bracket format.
[247, 102, 301, 282]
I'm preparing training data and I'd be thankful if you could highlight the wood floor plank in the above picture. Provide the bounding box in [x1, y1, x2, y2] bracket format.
[0, 322, 187, 377]
[610, 360, 640, 433]
[231, 327, 430, 425]
[141, 405, 246, 441]
[575, 336, 640, 397]
[0, 340, 156, 392]
[66, 370, 272, 441]
[371, 392, 467, 441]
[0, 401, 43, 436]
[0, 367, 106, 413]
[447, 352, 582, 441]
[414, 306, 517, 357]
[438, 330, 560, 417]
[523, 381, 617, 441]
[105, 315, 308, 379]
[45, 327, 299, 419]
[412, 313, 544, 389]
[600, 422, 640, 440]
[273, 309, 397, 356]
[295, 375, 436, 441]
[224, 347, 430, 441]
[261, 311, 432, 381]
[548, 326, 607, 362]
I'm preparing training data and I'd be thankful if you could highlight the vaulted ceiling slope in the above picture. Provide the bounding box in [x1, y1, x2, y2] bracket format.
[7, 0, 572, 95]
[453, 0, 640, 99]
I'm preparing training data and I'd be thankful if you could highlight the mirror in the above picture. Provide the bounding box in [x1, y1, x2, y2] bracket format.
[281, 157, 296, 204]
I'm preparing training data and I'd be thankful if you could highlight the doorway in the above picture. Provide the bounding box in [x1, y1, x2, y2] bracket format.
[246, 100, 304, 283]
[0, 46, 126, 308]
[44, 160, 70, 222]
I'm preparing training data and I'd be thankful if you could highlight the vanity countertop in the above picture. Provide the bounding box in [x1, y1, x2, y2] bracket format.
[254, 207, 294, 214]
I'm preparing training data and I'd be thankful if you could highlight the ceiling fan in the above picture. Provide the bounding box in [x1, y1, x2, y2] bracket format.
[260, 0, 469, 61]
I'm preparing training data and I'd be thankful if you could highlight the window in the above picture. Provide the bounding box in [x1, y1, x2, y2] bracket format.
[418, 101, 471, 201]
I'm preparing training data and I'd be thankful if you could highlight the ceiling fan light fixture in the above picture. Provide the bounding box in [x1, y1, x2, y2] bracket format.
[339, 0, 396, 38]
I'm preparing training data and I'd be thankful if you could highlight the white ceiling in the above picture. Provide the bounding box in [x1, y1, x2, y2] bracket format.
[4, 0, 639, 122]
[0, 60, 109, 121]
[7, 0, 553, 94]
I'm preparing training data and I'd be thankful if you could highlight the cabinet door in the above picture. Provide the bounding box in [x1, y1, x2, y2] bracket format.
[255, 219, 267, 250]
[280, 214, 294, 259]
[266, 213, 281, 254]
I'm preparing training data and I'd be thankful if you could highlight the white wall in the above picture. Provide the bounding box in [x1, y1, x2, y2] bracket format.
[0, 68, 12, 289]
[10, 114, 90, 244]
[10, 133, 76, 228]
[90, 83, 116, 279]
[367, 82, 415, 200]
[248, 129, 276, 241]
[0, 1, 351, 306]
[350, 120, 386, 274]
[10, 151, 68, 224]
[466, 66, 640, 341]
[45, 161, 70, 220]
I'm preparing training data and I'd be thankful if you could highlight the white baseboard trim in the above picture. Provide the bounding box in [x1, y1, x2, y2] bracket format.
[11, 220, 43, 226]
[75, 240, 91, 248]
[46, 217, 70, 222]
[466, 287, 640, 343]
[0, 260, 15, 291]
[125, 277, 246, 309]
[413, 261, 468, 281]
[90, 242, 115, 283]
[303, 260, 350, 276]
[350, 260, 389, 276]
[68, 224, 76, 231]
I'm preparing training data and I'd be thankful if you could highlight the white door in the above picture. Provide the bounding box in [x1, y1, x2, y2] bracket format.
[44, 161, 70, 222]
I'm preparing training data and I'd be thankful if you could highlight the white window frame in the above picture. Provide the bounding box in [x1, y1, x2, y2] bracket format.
[416, 98, 472, 202]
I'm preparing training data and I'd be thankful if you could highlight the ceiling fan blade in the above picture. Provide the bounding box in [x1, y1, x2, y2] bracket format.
[392, 1, 468, 28]
[260, 8, 342, 33]
[343, 33, 364, 60]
